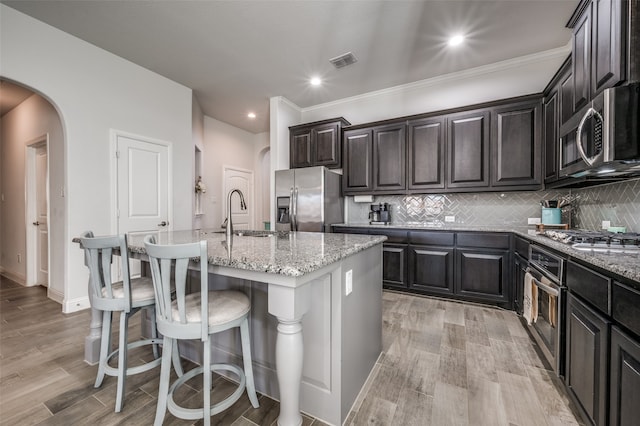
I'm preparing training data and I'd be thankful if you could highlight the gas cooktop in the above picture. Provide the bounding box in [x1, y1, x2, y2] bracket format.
[544, 230, 640, 253]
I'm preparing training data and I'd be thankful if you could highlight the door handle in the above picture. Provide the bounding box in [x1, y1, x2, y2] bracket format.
[33, 221, 40, 226]
[158, 221, 168, 227]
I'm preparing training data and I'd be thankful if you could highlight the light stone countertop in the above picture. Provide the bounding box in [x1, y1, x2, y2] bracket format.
[126, 229, 387, 277]
[333, 223, 640, 284]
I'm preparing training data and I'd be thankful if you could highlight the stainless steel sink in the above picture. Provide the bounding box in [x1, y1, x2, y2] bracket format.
[234, 232, 272, 237]
[572, 242, 640, 254]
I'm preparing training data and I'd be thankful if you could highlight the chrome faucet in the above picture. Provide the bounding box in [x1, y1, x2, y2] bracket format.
[223, 189, 247, 241]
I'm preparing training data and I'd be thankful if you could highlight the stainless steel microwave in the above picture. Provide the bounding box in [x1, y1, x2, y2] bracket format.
[559, 83, 640, 178]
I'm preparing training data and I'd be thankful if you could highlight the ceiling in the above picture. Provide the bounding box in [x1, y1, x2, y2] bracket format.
[0, 79, 35, 117]
[2, 1, 578, 133]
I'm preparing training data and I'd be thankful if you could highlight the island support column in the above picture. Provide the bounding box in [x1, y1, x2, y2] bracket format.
[268, 281, 312, 426]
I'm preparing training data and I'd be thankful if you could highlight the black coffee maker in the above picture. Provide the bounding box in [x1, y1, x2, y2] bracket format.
[369, 203, 391, 225]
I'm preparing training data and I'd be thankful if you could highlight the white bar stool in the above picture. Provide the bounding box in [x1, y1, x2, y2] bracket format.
[79, 231, 183, 412]
[144, 235, 259, 426]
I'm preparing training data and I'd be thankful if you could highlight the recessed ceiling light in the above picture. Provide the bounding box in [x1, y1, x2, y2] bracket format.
[310, 77, 322, 86]
[247, 112, 256, 119]
[448, 34, 465, 47]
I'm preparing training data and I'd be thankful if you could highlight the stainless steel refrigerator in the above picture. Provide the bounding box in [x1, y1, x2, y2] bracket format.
[275, 166, 343, 232]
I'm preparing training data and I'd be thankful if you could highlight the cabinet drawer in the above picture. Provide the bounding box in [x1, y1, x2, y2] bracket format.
[515, 236, 530, 259]
[566, 261, 611, 315]
[368, 229, 408, 243]
[613, 281, 640, 337]
[456, 232, 510, 249]
[409, 231, 454, 246]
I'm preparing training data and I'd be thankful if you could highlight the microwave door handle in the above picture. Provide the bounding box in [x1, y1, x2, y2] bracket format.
[576, 107, 603, 166]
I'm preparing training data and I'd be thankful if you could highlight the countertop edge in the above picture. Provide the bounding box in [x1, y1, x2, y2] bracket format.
[332, 223, 640, 284]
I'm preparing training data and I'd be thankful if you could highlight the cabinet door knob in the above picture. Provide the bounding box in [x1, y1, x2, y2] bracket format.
[33, 221, 40, 226]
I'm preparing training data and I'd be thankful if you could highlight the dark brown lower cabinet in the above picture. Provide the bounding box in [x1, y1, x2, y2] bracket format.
[455, 248, 510, 306]
[513, 254, 527, 315]
[382, 243, 408, 289]
[610, 326, 640, 426]
[408, 245, 454, 295]
[565, 293, 609, 426]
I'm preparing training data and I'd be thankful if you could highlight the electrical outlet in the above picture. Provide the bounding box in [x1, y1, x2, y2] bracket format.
[445, 215, 455, 223]
[528, 217, 541, 225]
[345, 269, 353, 296]
[602, 220, 611, 229]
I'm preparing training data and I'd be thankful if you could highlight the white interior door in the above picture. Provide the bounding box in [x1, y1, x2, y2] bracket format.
[35, 145, 49, 286]
[116, 134, 170, 233]
[115, 133, 171, 278]
[223, 166, 254, 230]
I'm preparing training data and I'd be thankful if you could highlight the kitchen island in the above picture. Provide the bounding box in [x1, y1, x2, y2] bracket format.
[121, 229, 386, 426]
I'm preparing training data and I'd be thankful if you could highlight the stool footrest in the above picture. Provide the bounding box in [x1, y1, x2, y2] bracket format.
[102, 338, 163, 378]
[167, 363, 246, 420]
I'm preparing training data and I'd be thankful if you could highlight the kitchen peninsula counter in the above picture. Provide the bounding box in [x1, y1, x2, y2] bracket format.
[333, 223, 640, 284]
[127, 229, 386, 278]
[123, 229, 385, 426]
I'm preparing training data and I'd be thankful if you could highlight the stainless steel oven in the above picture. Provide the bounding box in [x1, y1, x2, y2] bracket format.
[524, 245, 566, 376]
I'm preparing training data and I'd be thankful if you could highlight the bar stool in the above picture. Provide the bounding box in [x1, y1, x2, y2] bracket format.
[79, 231, 183, 412]
[144, 235, 259, 426]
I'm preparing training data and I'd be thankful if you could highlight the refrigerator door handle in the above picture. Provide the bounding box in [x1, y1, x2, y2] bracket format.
[289, 187, 295, 231]
[293, 187, 299, 231]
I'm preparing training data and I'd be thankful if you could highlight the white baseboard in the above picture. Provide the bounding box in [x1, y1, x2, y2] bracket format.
[63, 296, 91, 313]
[48, 287, 65, 304]
[0, 268, 26, 285]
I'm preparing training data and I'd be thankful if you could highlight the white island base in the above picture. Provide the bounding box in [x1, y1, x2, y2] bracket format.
[149, 244, 382, 426]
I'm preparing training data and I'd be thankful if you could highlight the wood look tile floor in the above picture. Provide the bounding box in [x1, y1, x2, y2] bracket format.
[0, 276, 583, 425]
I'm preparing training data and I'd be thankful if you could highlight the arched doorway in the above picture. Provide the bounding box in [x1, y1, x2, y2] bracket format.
[0, 78, 66, 306]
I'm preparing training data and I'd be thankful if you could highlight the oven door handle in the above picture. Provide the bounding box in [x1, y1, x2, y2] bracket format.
[530, 276, 560, 297]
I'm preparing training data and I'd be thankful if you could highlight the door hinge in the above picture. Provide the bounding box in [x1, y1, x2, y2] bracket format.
[115, 150, 120, 158]
[116, 209, 120, 218]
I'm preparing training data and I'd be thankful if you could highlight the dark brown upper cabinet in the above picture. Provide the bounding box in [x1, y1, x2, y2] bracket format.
[373, 123, 406, 192]
[289, 117, 350, 169]
[446, 109, 490, 189]
[408, 117, 446, 190]
[343, 128, 373, 193]
[543, 57, 571, 185]
[590, 0, 626, 96]
[560, 65, 575, 125]
[490, 99, 542, 189]
[572, 6, 592, 113]
[568, 0, 627, 113]
[544, 91, 560, 183]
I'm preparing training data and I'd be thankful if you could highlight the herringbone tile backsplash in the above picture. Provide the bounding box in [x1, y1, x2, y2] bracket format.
[346, 178, 640, 231]
[572, 178, 640, 231]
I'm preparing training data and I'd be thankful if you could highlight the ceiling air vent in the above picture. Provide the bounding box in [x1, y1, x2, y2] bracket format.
[329, 52, 358, 69]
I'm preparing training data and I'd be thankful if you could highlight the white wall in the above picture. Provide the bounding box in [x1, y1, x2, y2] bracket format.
[298, 46, 570, 126]
[268, 96, 302, 225]
[201, 117, 269, 229]
[192, 96, 205, 230]
[1, 5, 194, 312]
[0, 93, 65, 304]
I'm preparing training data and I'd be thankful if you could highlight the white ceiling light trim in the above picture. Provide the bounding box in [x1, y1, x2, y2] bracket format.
[448, 34, 465, 47]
